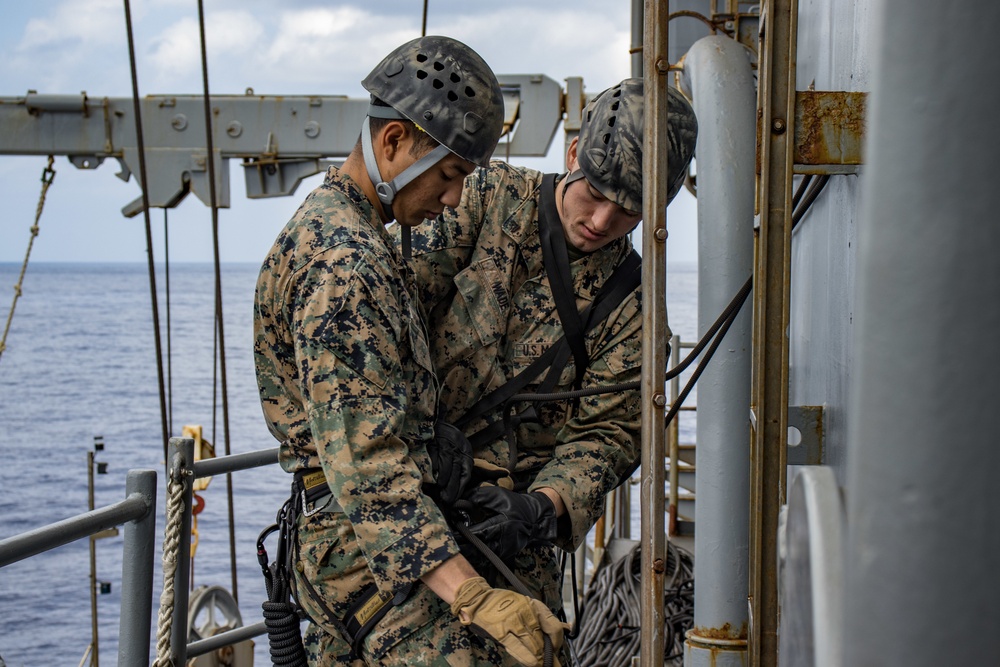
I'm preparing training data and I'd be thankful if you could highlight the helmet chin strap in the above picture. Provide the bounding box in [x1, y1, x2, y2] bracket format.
[560, 169, 587, 212]
[361, 110, 450, 259]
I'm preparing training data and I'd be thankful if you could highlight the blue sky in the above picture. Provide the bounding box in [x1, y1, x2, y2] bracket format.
[0, 0, 698, 264]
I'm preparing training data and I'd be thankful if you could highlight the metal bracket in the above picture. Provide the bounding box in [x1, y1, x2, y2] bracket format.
[793, 91, 867, 174]
[242, 157, 339, 199]
[787, 405, 825, 465]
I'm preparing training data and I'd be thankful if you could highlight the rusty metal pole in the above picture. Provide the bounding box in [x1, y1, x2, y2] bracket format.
[639, 1, 669, 665]
[749, 0, 797, 665]
[88, 451, 100, 667]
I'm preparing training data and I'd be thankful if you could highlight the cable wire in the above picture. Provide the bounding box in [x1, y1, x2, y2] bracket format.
[195, 0, 240, 604]
[122, 0, 171, 463]
[573, 541, 693, 666]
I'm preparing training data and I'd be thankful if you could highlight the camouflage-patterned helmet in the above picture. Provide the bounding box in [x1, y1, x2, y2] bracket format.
[362, 35, 505, 167]
[576, 78, 698, 212]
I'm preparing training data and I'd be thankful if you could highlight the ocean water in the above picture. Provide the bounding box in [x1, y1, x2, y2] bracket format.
[0, 261, 698, 666]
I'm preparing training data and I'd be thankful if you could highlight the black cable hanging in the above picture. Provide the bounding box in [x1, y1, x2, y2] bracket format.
[195, 0, 239, 603]
[122, 0, 170, 462]
[164, 208, 173, 435]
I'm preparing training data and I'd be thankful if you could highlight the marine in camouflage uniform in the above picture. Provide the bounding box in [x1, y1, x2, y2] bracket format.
[403, 80, 699, 625]
[254, 36, 565, 667]
[255, 164, 473, 664]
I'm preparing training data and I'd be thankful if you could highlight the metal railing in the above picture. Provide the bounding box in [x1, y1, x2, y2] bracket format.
[162, 438, 279, 665]
[0, 470, 158, 666]
[0, 438, 281, 666]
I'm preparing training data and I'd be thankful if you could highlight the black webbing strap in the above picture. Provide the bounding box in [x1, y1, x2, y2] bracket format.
[342, 581, 414, 658]
[457, 247, 642, 449]
[538, 173, 588, 391]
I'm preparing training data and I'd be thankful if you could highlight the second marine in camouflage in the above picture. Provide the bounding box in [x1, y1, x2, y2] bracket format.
[404, 78, 699, 632]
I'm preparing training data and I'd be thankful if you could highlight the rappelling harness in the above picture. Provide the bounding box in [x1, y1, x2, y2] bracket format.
[257, 172, 642, 663]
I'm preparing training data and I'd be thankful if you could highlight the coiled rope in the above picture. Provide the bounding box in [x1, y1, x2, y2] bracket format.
[572, 541, 694, 666]
[152, 473, 186, 667]
[0, 156, 55, 363]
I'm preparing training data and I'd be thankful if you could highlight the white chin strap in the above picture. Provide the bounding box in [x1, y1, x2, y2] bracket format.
[361, 111, 451, 225]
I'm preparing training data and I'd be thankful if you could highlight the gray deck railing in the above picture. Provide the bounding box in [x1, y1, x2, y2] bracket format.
[0, 469, 158, 666]
[0, 439, 281, 666]
[164, 438, 279, 664]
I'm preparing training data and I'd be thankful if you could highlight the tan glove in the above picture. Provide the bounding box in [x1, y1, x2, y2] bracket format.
[450, 576, 568, 667]
[472, 458, 515, 490]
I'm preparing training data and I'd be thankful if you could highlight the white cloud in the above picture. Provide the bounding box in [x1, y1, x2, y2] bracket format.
[407, 7, 634, 95]
[145, 11, 266, 91]
[257, 7, 416, 93]
[16, 0, 123, 51]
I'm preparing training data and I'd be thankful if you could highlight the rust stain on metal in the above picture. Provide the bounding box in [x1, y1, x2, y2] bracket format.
[755, 107, 764, 177]
[690, 622, 750, 640]
[794, 91, 867, 165]
[653, 558, 665, 574]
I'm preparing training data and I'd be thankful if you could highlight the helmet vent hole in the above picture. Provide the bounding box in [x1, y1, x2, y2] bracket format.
[602, 132, 611, 145]
[465, 86, 476, 98]
[611, 101, 620, 111]
[417, 71, 428, 80]
[433, 61, 445, 71]
[608, 117, 617, 127]
[451, 73, 461, 83]
[416, 54, 428, 63]
[448, 91, 459, 102]
[433, 79, 444, 89]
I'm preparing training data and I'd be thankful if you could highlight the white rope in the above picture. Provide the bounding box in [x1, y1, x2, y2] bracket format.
[152, 474, 186, 667]
[1, 156, 55, 362]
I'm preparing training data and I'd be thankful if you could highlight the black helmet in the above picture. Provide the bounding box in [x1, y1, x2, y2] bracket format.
[574, 78, 698, 213]
[362, 35, 505, 167]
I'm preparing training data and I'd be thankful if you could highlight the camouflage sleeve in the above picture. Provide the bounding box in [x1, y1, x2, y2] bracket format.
[292, 248, 457, 590]
[527, 291, 650, 551]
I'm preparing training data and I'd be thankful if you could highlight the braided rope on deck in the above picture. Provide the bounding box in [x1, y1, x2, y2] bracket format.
[152, 474, 186, 667]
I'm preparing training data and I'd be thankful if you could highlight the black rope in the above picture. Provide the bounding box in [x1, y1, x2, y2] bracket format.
[163, 209, 173, 435]
[122, 0, 170, 463]
[257, 510, 308, 667]
[195, 0, 239, 603]
[791, 174, 813, 211]
[793, 175, 830, 228]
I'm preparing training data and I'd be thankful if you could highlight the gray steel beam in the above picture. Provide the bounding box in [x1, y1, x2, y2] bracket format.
[681, 34, 756, 666]
[845, 1, 1000, 664]
[0, 74, 564, 213]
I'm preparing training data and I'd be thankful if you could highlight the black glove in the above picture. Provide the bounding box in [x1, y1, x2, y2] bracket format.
[426, 421, 474, 505]
[464, 486, 558, 561]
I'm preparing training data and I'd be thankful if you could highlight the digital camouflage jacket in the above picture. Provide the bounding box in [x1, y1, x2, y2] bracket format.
[405, 160, 650, 553]
[253, 166, 457, 595]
